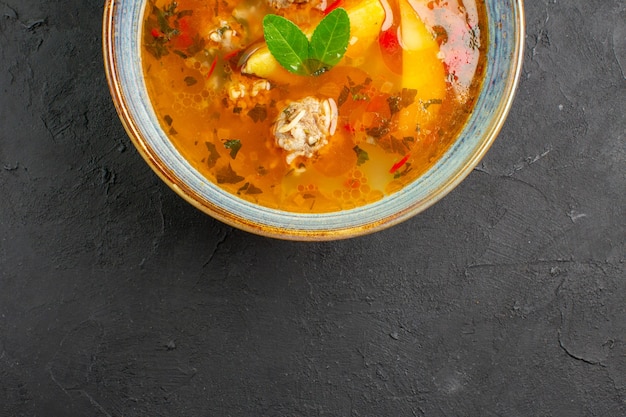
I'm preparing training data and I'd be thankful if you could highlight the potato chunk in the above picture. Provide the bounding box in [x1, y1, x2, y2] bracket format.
[397, 0, 446, 135]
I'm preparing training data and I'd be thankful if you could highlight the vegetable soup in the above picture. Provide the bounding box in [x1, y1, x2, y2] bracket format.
[141, 0, 488, 213]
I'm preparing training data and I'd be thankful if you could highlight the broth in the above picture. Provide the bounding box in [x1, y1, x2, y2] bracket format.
[141, 0, 487, 213]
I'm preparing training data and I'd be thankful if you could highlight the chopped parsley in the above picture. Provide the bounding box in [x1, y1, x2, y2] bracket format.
[337, 85, 350, 107]
[393, 163, 412, 179]
[216, 164, 244, 184]
[353, 145, 369, 166]
[247, 104, 268, 123]
[423, 98, 443, 110]
[223, 139, 242, 159]
[387, 88, 418, 114]
[237, 182, 263, 195]
[184, 76, 198, 86]
[144, 1, 199, 59]
[205, 141, 221, 168]
[365, 120, 390, 139]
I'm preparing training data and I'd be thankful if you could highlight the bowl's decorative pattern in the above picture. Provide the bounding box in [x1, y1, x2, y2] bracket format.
[103, 0, 525, 240]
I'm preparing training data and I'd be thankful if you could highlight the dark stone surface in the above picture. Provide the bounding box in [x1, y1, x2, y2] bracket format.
[0, 0, 624, 416]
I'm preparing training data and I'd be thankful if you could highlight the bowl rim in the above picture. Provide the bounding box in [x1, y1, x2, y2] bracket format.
[102, 0, 526, 241]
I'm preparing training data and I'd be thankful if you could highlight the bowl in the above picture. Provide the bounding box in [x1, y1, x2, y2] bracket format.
[103, 0, 525, 241]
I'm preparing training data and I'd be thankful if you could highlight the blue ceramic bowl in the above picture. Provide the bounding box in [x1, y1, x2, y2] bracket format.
[103, 0, 525, 240]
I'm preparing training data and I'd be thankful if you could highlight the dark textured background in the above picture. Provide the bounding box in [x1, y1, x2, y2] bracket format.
[1, 0, 625, 416]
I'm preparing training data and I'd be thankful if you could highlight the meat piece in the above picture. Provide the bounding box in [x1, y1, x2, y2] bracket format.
[206, 20, 241, 51]
[274, 96, 338, 164]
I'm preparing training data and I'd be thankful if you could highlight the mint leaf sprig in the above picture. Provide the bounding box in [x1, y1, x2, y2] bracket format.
[262, 8, 351, 76]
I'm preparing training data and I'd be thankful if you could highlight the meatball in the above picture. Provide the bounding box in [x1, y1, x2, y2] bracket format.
[274, 96, 338, 164]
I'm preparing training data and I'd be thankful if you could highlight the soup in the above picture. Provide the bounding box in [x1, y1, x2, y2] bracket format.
[141, 0, 487, 213]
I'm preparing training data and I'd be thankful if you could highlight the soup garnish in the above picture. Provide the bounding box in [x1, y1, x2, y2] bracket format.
[263, 8, 350, 76]
[142, 0, 487, 213]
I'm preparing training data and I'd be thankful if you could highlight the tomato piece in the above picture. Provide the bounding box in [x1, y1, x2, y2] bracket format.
[365, 94, 388, 114]
[379, 28, 403, 74]
[172, 18, 193, 49]
[178, 17, 190, 32]
[176, 33, 193, 48]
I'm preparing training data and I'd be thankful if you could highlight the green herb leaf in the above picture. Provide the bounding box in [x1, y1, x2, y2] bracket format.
[177, 10, 193, 19]
[423, 98, 443, 110]
[224, 139, 242, 159]
[263, 14, 310, 76]
[263, 8, 350, 76]
[205, 142, 221, 168]
[186, 33, 206, 56]
[247, 104, 268, 122]
[394, 163, 412, 179]
[237, 182, 263, 195]
[216, 164, 244, 184]
[392, 136, 406, 153]
[308, 8, 350, 74]
[145, 1, 193, 59]
[365, 119, 390, 139]
[401, 88, 418, 107]
[353, 145, 369, 166]
[387, 95, 401, 115]
[337, 85, 350, 106]
[162, 1, 177, 16]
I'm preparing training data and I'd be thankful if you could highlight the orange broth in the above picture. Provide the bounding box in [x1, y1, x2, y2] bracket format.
[141, 0, 488, 212]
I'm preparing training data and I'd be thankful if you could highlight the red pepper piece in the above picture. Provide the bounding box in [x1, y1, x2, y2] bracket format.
[324, 0, 342, 15]
[223, 49, 241, 61]
[207, 56, 218, 78]
[389, 154, 410, 174]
